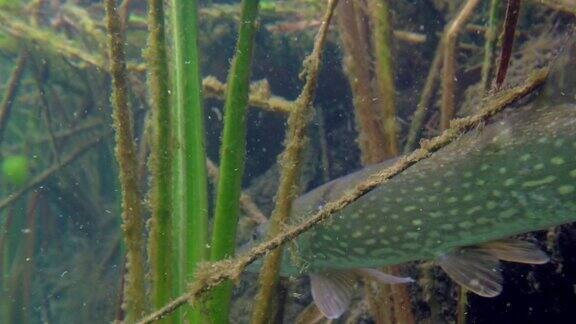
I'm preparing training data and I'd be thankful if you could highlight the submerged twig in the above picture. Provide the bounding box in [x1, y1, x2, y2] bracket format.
[251, 1, 339, 323]
[136, 68, 549, 324]
[404, 40, 443, 152]
[441, 0, 482, 130]
[495, 0, 522, 89]
[0, 51, 28, 149]
[29, 53, 61, 161]
[203, 76, 293, 114]
[0, 132, 111, 211]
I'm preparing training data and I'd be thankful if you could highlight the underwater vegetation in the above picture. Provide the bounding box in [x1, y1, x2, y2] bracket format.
[0, 0, 576, 323]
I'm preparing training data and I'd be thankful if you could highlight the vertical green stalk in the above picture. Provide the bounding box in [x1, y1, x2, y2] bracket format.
[104, 0, 147, 321]
[146, 0, 173, 321]
[208, 0, 260, 322]
[369, 0, 399, 158]
[481, 0, 502, 92]
[170, 0, 208, 322]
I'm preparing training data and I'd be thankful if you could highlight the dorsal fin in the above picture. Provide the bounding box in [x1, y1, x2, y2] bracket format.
[480, 239, 550, 264]
[310, 271, 356, 319]
[437, 248, 503, 297]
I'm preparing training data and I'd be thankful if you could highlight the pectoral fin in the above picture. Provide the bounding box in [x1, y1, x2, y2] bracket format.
[437, 248, 503, 297]
[354, 268, 414, 284]
[479, 239, 549, 264]
[310, 271, 356, 319]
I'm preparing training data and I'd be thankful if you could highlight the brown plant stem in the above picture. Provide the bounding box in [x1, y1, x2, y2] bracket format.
[0, 51, 28, 149]
[203, 76, 293, 114]
[104, 0, 147, 320]
[29, 53, 60, 161]
[441, 0, 482, 130]
[136, 67, 549, 324]
[337, 0, 388, 165]
[495, 0, 522, 89]
[250, 1, 340, 323]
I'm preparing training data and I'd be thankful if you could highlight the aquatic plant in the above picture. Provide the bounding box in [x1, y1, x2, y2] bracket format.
[208, 0, 260, 322]
[251, 1, 338, 322]
[104, 0, 147, 320]
[0, 1, 575, 323]
[146, 0, 173, 320]
[170, 0, 208, 322]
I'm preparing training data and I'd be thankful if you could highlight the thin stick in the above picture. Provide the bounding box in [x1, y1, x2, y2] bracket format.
[495, 0, 522, 89]
[136, 68, 549, 324]
[146, 0, 173, 316]
[250, 1, 339, 323]
[441, 0, 482, 130]
[404, 40, 443, 152]
[0, 51, 27, 149]
[0, 132, 111, 211]
[203, 76, 293, 114]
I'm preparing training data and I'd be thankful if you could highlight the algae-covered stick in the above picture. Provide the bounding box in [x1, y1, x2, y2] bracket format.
[146, 0, 173, 319]
[250, 1, 339, 322]
[104, 0, 147, 320]
[0, 51, 27, 149]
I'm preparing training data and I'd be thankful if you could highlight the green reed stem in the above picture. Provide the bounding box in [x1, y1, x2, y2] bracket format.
[104, 0, 147, 321]
[369, 0, 399, 158]
[208, 0, 260, 322]
[170, 0, 209, 322]
[481, 0, 502, 93]
[146, 0, 173, 321]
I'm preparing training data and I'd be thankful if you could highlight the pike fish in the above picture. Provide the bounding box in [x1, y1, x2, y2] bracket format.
[271, 43, 576, 319]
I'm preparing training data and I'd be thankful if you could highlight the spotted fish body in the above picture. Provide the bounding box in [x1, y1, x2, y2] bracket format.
[282, 78, 576, 277]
